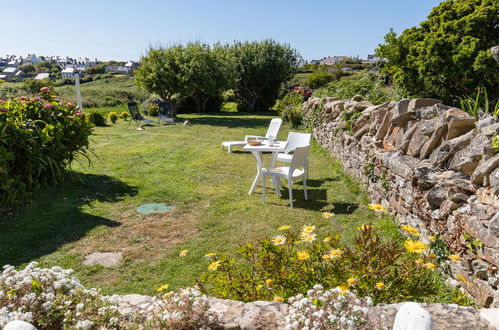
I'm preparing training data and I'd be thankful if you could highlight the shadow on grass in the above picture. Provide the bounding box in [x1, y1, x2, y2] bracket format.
[176, 112, 277, 129]
[332, 202, 359, 214]
[0, 173, 137, 266]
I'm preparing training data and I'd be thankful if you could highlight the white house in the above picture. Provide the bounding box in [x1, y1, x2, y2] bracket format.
[2, 67, 18, 75]
[294, 56, 305, 68]
[25, 54, 41, 64]
[320, 56, 348, 65]
[61, 67, 76, 79]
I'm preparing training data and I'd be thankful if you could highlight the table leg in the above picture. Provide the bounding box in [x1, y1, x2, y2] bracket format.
[248, 151, 264, 194]
[270, 152, 282, 195]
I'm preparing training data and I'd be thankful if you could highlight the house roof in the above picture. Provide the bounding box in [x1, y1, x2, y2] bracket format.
[62, 67, 75, 73]
[35, 73, 50, 80]
[3, 67, 16, 73]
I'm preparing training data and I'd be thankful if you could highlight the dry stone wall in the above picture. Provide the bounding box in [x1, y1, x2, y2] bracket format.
[303, 95, 499, 307]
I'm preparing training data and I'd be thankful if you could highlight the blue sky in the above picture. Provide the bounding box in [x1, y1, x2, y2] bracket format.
[2, 0, 441, 61]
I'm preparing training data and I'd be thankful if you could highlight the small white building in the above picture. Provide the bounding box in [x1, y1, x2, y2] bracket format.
[3, 67, 18, 75]
[294, 56, 305, 68]
[34, 72, 50, 80]
[25, 54, 41, 64]
[61, 67, 76, 79]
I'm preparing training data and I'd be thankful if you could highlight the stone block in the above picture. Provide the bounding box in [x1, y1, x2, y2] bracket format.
[408, 98, 442, 113]
[471, 154, 499, 186]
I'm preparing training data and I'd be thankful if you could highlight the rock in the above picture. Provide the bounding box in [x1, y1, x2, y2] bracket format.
[414, 164, 437, 190]
[446, 116, 477, 140]
[426, 183, 450, 209]
[448, 133, 493, 176]
[472, 259, 491, 280]
[370, 303, 493, 330]
[476, 116, 497, 129]
[490, 168, 499, 195]
[456, 272, 494, 307]
[399, 124, 419, 154]
[391, 111, 416, 127]
[416, 103, 451, 120]
[479, 308, 499, 328]
[429, 129, 476, 167]
[440, 199, 460, 217]
[392, 99, 412, 118]
[408, 98, 442, 113]
[83, 252, 122, 267]
[378, 153, 420, 180]
[392, 302, 432, 330]
[420, 119, 447, 159]
[471, 154, 499, 186]
[351, 94, 363, 102]
[353, 101, 373, 112]
[479, 122, 499, 136]
[3, 321, 37, 330]
[407, 125, 428, 157]
[375, 111, 393, 141]
[450, 193, 470, 204]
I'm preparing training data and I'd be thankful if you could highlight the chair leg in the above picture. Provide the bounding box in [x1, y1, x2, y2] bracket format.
[272, 178, 281, 196]
[288, 178, 293, 208]
[228, 145, 232, 154]
[262, 174, 267, 202]
[303, 178, 308, 200]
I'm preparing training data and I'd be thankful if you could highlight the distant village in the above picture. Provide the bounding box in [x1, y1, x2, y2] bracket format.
[0, 53, 384, 83]
[0, 54, 139, 82]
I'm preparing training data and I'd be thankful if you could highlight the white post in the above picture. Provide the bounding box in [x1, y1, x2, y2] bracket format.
[75, 72, 83, 110]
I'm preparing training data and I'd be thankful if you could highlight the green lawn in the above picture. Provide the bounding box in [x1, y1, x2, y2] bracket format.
[2, 111, 402, 295]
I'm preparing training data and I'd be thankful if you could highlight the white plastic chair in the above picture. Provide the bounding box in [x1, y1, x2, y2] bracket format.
[276, 132, 312, 164]
[262, 145, 309, 208]
[222, 118, 283, 153]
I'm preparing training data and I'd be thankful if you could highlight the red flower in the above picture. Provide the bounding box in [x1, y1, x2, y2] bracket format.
[0, 108, 8, 113]
[43, 104, 53, 109]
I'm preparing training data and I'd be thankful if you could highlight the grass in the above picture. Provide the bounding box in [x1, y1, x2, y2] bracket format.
[3, 110, 407, 296]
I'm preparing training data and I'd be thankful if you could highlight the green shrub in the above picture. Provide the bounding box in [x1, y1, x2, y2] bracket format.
[307, 70, 334, 89]
[197, 223, 443, 304]
[108, 111, 118, 123]
[314, 72, 390, 104]
[148, 104, 159, 117]
[120, 111, 130, 120]
[88, 110, 106, 126]
[0, 87, 92, 208]
[142, 94, 163, 113]
[273, 91, 306, 128]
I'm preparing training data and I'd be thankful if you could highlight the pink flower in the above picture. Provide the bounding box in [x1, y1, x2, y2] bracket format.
[40, 87, 51, 93]
[66, 102, 74, 107]
[31, 97, 42, 102]
[0, 108, 8, 113]
[67, 115, 74, 119]
[43, 104, 53, 109]
[0, 100, 5, 104]
[74, 110, 83, 115]
[18, 96, 27, 100]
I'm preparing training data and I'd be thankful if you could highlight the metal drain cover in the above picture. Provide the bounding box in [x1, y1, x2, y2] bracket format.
[136, 203, 174, 214]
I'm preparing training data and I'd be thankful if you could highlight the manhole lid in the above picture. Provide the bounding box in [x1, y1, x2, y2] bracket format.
[136, 203, 174, 214]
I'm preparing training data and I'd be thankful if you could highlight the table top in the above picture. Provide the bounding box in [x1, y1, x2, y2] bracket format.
[242, 141, 287, 152]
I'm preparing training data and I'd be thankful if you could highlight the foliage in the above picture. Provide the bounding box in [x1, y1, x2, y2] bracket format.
[342, 111, 363, 134]
[231, 39, 297, 112]
[463, 233, 483, 253]
[376, 0, 499, 102]
[491, 135, 499, 152]
[141, 93, 163, 113]
[459, 87, 499, 118]
[120, 111, 129, 120]
[314, 72, 390, 104]
[147, 104, 159, 117]
[22, 79, 55, 95]
[283, 286, 379, 329]
[0, 87, 92, 209]
[88, 110, 106, 126]
[197, 224, 442, 305]
[108, 111, 118, 124]
[273, 87, 310, 128]
[307, 70, 335, 89]
[135, 42, 231, 114]
[85, 64, 107, 75]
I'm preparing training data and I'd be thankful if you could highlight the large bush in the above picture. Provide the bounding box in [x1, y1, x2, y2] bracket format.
[307, 70, 335, 89]
[376, 0, 499, 102]
[231, 40, 297, 112]
[0, 87, 92, 208]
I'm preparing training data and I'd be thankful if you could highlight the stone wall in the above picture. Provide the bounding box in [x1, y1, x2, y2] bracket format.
[303, 95, 499, 307]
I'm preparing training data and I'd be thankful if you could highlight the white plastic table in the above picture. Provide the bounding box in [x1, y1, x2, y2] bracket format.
[242, 141, 287, 195]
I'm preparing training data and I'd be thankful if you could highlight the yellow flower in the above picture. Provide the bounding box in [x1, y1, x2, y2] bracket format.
[300, 233, 317, 243]
[322, 211, 334, 218]
[429, 235, 436, 242]
[404, 240, 429, 253]
[425, 263, 436, 270]
[368, 203, 387, 214]
[456, 274, 468, 283]
[329, 249, 343, 260]
[297, 250, 310, 261]
[278, 225, 291, 231]
[179, 249, 189, 257]
[256, 284, 263, 291]
[302, 224, 316, 233]
[205, 253, 216, 258]
[266, 279, 273, 286]
[337, 285, 348, 294]
[347, 278, 357, 286]
[208, 261, 221, 271]
[415, 258, 424, 264]
[323, 236, 333, 243]
[428, 253, 437, 259]
[401, 224, 420, 236]
[449, 254, 460, 261]
[357, 224, 373, 231]
[375, 282, 385, 290]
[272, 235, 287, 246]
[161, 291, 174, 299]
[322, 254, 331, 261]
[273, 296, 284, 302]
[156, 284, 169, 292]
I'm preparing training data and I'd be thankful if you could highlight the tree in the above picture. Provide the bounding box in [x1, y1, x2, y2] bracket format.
[307, 70, 335, 89]
[231, 40, 297, 112]
[18, 64, 35, 75]
[85, 64, 106, 75]
[376, 0, 498, 102]
[134, 43, 231, 115]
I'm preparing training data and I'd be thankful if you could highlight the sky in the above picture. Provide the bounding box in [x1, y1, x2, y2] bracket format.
[1, 0, 442, 61]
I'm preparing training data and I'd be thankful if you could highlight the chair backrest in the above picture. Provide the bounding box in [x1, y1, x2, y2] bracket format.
[265, 118, 283, 139]
[284, 132, 312, 154]
[289, 145, 310, 174]
[127, 102, 142, 120]
[158, 101, 171, 117]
